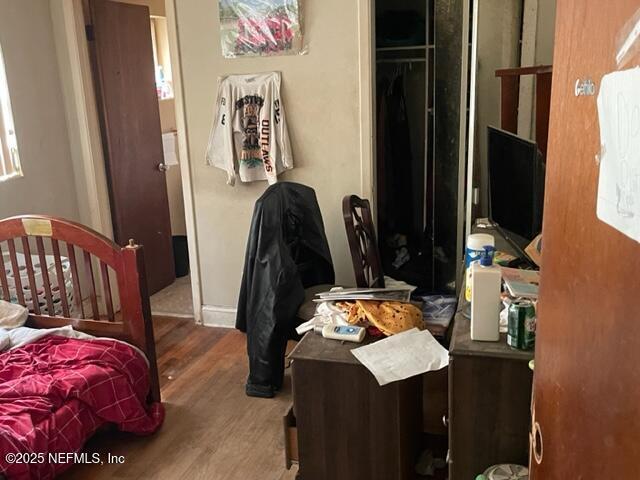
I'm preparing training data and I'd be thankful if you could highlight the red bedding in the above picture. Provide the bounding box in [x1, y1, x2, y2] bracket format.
[0, 335, 164, 479]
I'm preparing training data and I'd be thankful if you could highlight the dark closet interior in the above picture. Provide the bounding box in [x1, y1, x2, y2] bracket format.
[375, 0, 470, 294]
[375, 0, 435, 290]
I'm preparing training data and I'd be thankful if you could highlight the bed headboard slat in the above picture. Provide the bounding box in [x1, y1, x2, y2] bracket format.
[6, 239, 25, 305]
[35, 237, 56, 316]
[50, 239, 71, 318]
[0, 242, 10, 301]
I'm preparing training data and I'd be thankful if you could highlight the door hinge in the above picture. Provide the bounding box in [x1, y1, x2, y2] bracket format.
[85, 24, 95, 41]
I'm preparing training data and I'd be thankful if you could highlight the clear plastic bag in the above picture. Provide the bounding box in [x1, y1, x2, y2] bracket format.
[219, 0, 306, 58]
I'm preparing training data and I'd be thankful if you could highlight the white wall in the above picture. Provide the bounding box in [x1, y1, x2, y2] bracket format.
[0, 0, 80, 222]
[534, 0, 556, 65]
[473, 0, 523, 216]
[518, 0, 556, 139]
[175, 0, 368, 322]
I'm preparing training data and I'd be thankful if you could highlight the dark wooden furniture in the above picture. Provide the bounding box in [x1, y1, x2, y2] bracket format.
[448, 225, 533, 479]
[531, 2, 640, 478]
[495, 65, 552, 156]
[342, 194, 384, 288]
[285, 332, 422, 480]
[0, 214, 160, 402]
[448, 303, 533, 479]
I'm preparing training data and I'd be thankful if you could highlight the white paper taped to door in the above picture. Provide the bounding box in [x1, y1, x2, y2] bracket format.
[596, 67, 640, 243]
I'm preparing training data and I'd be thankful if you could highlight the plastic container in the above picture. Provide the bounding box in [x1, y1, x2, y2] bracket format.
[470, 247, 501, 341]
[465, 233, 495, 302]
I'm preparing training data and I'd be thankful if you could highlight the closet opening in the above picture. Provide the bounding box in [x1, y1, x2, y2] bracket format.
[375, 0, 435, 290]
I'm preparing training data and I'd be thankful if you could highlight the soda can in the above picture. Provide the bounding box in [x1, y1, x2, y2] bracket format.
[507, 299, 536, 350]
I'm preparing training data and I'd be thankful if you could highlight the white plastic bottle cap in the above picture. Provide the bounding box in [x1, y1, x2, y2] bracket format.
[467, 233, 495, 250]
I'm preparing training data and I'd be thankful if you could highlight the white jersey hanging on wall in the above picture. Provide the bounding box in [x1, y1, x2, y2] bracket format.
[206, 72, 293, 185]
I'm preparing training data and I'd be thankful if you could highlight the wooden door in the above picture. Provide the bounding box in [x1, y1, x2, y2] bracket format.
[86, 0, 175, 295]
[531, 1, 640, 478]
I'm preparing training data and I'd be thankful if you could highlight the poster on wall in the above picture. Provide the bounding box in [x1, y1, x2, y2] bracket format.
[219, 0, 305, 58]
[596, 67, 640, 243]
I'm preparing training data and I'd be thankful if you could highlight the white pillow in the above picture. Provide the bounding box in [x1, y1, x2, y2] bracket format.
[0, 330, 9, 351]
[0, 300, 28, 329]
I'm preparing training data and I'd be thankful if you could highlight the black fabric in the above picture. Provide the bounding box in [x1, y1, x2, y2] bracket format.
[376, 10, 426, 48]
[237, 182, 335, 396]
[377, 74, 414, 238]
[376, 72, 432, 288]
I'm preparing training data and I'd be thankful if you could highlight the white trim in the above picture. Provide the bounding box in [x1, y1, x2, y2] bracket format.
[202, 305, 237, 328]
[465, 0, 480, 240]
[518, 0, 538, 139]
[150, 311, 194, 319]
[50, 0, 113, 237]
[165, 0, 203, 324]
[357, 0, 375, 204]
[457, 0, 472, 286]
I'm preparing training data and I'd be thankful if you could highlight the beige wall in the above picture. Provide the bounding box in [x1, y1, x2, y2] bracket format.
[473, 0, 523, 215]
[159, 98, 186, 236]
[175, 0, 365, 312]
[118, 0, 165, 16]
[535, 0, 556, 64]
[0, 0, 80, 221]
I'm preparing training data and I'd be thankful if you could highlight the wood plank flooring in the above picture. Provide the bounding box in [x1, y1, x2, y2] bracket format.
[62, 316, 298, 480]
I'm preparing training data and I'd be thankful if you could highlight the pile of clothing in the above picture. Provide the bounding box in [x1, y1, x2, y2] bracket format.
[337, 300, 423, 336]
[297, 283, 425, 337]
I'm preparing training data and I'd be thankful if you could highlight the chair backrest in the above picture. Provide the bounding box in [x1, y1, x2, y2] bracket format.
[342, 195, 385, 288]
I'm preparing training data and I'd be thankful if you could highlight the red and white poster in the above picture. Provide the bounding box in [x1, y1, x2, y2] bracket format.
[219, 0, 305, 58]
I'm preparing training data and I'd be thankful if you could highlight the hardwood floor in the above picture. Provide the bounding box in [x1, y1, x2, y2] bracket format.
[62, 316, 298, 480]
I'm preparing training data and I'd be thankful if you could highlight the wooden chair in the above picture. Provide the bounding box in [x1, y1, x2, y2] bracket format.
[495, 65, 552, 156]
[0, 215, 160, 403]
[342, 195, 385, 288]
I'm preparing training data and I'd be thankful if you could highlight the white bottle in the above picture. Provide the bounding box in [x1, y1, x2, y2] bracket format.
[470, 247, 501, 341]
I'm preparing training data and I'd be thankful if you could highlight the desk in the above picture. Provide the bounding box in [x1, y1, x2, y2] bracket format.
[287, 333, 422, 480]
[447, 225, 534, 479]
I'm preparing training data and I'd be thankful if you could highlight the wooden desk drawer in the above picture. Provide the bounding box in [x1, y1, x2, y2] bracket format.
[283, 403, 299, 469]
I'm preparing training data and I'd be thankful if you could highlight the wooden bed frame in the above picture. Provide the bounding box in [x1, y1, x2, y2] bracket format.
[0, 215, 160, 403]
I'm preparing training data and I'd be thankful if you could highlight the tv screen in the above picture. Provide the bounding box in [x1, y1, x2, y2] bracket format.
[488, 126, 545, 241]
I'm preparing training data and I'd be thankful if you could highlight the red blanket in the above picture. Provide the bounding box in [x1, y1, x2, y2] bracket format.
[0, 335, 164, 479]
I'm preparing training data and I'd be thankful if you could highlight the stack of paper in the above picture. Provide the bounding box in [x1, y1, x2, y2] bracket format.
[351, 328, 449, 386]
[315, 287, 413, 303]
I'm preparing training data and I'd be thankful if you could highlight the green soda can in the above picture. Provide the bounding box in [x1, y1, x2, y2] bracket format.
[507, 299, 536, 350]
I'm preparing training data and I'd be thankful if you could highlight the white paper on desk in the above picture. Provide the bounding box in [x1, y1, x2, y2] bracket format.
[350, 328, 449, 386]
[596, 67, 640, 243]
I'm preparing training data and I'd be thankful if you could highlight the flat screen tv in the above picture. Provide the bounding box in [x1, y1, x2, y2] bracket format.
[487, 126, 545, 242]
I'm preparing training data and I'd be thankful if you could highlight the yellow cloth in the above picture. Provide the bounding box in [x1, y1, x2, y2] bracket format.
[344, 300, 423, 336]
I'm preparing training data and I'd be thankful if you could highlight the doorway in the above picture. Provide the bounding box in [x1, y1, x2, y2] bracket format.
[74, 0, 198, 319]
[147, 9, 194, 318]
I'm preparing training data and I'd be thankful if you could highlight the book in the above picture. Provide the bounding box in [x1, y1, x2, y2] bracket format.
[500, 267, 540, 299]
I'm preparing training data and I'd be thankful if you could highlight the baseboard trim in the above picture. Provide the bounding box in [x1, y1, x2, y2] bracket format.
[202, 305, 237, 328]
[151, 311, 194, 320]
